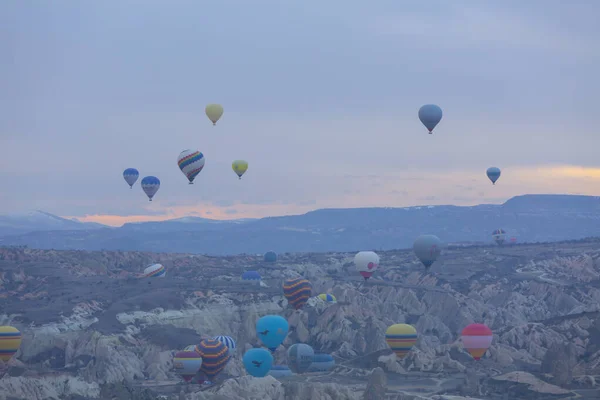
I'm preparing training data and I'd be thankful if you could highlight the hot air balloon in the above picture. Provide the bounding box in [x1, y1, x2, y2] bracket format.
[242, 271, 261, 281]
[492, 229, 506, 245]
[283, 277, 312, 310]
[177, 150, 205, 184]
[486, 167, 501, 185]
[287, 343, 314, 374]
[354, 251, 380, 280]
[510, 237, 517, 245]
[0, 326, 22, 363]
[232, 160, 248, 180]
[264, 251, 277, 263]
[418, 104, 443, 134]
[256, 315, 289, 352]
[269, 365, 293, 378]
[317, 293, 336, 303]
[143, 263, 166, 278]
[243, 348, 273, 377]
[195, 338, 230, 383]
[385, 324, 418, 359]
[173, 350, 202, 382]
[141, 176, 160, 201]
[123, 168, 139, 189]
[461, 323, 493, 360]
[205, 104, 224, 126]
[308, 353, 335, 372]
[413, 235, 442, 269]
[213, 335, 236, 356]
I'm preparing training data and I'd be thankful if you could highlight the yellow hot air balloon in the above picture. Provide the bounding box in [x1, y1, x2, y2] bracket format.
[385, 324, 417, 359]
[232, 160, 248, 179]
[0, 326, 22, 362]
[205, 104, 224, 126]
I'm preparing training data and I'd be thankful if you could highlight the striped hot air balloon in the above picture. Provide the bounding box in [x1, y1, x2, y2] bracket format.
[143, 263, 166, 278]
[283, 277, 312, 310]
[461, 323, 493, 360]
[177, 150, 205, 184]
[0, 326, 22, 362]
[195, 338, 230, 381]
[385, 324, 417, 359]
[172, 350, 202, 382]
[213, 335, 236, 355]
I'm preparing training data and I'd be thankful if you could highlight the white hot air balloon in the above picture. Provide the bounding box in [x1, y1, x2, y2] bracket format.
[354, 251, 380, 280]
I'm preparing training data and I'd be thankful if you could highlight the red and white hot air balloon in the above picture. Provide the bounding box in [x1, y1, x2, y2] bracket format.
[354, 251, 380, 281]
[461, 323, 493, 360]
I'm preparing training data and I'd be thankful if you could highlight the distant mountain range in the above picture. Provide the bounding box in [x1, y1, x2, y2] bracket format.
[1, 194, 599, 255]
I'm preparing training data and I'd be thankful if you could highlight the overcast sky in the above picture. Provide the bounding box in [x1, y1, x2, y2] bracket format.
[2, 0, 599, 226]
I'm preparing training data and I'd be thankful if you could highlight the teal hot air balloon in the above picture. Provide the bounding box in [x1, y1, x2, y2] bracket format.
[486, 167, 501, 185]
[418, 104, 443, 134]
[256, 315, 289, 352]
[243, 348, 273, 377]
[287, 343, 314, 374]
[264, 251, 277, 263]
[413, 234, 442, 270]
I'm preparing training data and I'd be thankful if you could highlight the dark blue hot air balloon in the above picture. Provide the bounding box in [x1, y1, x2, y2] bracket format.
[264, 251, 277, 263]
[243, 348, 273, 377]
[418, 104, 443, 134]
[141, 176, 160, 201]
[242, 271, 261, 281]
[123, 168, 139, 189]
[486, 167, 501, 185]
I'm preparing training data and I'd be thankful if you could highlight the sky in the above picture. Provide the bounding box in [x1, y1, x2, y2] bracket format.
[1, 0, 600, 226]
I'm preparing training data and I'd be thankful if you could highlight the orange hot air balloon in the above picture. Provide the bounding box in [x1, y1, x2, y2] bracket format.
[461, 323, 493, 360]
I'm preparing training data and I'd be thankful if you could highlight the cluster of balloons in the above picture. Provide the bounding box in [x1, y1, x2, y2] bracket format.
[121, 104, 249, 201]
[172, 336, 236, 384]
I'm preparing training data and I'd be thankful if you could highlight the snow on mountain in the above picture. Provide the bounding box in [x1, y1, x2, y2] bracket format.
[0, 210, 108, 236]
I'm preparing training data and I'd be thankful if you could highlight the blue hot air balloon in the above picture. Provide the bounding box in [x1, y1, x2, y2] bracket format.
[269, 365, 293, 378]
[418, 104, 443, 134]
[264, 251, 277, 263]
[243, 348, 273, 377]
[141, 176, 160, 201]
[213, 335, 236, 356]
[308, 353, 335, 372]
[486, 167, 501, 185]
[256, 315, 289, 352]
[242, 271, 261, 281]
[123, 168, 139, 189]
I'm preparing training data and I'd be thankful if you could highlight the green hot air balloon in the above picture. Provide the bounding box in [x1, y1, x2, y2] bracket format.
[413, 234, 442, 270]
[205, 104, 224, 126]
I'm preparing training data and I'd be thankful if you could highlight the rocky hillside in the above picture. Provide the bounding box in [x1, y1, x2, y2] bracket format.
[2, 194, 600, 254]
[1, 239, 600, 399]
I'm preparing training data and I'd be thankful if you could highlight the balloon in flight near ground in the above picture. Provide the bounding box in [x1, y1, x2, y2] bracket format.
[143, 263, 166, 278]
[232, 160, 248, 179]
[123, 168, 139, 189]
[172, 350, 202, 382]
[283, 277, 312, 310]
[241, 271, 261, 281]
[413, 235, 442, 269]
[385, 323, 418, 359]
[317, 293, 336, 303]
[205, 104, 224, 125]
[256, 315, 289, 352]
[492, 228, 506, 245]
[213, 335, 236, 356]
[0, 326, 22, 362]
[486, 167, 501, 185]
[177, 150, 205, 184]
[308, 353, 335, 372]
[195, 338, 230, 381]
[354, 251, 380, 280]
[141, 176, 160, 201]
[287, 343, 314, 374]
[243, 348, 273, 377]
[461, 323, 493, 360]
[264, 251, 277, 263]
[269, 365, 292, 378]
[418, 104, 443, 134]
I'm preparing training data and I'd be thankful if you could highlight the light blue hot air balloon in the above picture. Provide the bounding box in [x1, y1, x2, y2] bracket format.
[256, 315, 289, 353]
[486, 167, 501, 185]
[243, 348, 273, 377]
[269, 365, 292, 378]
[418, 104, 443, 134]
[123, 168, 139, 189]
[141, 176, 160, 201]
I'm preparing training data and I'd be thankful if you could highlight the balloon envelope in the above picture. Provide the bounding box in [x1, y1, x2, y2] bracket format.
[385, 324, 417, 359]
[0, 326, 22, 362]
[177, 150, 205, 184]
[195, 339, 230, 380]
[143, 263, 166, 278]
[413, 235, 442, 269]
[308, 353, 335, 372]
[287, 343, 314, 373]
[283, 278, 312, 309]
[492, 228, 506, 245]
[486, 167, 501, 185]
[173, 350, 202, 381]
[123, 168, 139, 188]
[205, 104, 224, 125]
[141, 176, 160, 201]
[232, 160, 249, 179]
[269, 365, 292, 378]
[242, 271, 261, 281]
[264, 251, 277, 263]
[256, 315, 289, 352]
[213, 335, 236, 356]
[354, 251, 380, 280]
[317, 293, 336, 303]
[461, 323, 493, 360]
[418, 104, 443, 133]
[243, 348, 273, 377]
